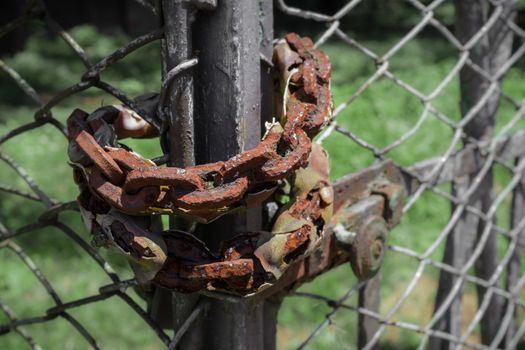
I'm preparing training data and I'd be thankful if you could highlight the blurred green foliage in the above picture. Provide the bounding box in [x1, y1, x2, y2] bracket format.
[0, 24, 162, 107]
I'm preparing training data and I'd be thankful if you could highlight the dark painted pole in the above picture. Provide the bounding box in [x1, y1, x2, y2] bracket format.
[159, 0, 278, 349]
[176, 1, 278, 349]
[506, 157, 524, 347]
[161, 0, 195, 168]
[358, 275, 380, 349]
[148, 0, 197, 330]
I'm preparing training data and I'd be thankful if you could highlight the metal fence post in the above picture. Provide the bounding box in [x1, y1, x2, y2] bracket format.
[161, 0, 195, 168]
[147, 0, 198, 331]
[429, 1, 517, 348]
[358, 275, 380, 350]
[160, 0, 277, 349]
[506, 156, 524, 347]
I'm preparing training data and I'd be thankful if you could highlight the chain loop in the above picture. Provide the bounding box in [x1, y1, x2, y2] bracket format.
[69, 33, 334, 295]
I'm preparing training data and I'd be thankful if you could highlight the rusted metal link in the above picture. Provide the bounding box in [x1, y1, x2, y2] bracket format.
[75, 131, 125, 184]
[107, 148, 156, 171]
[77, 143, 334, 295]
[170, 176, 250, 210]
[257, 129, 311, 181]
[156, 159, 402, 296]
[69, 33, 338, 295]
[218, 129, 281, 180]
[67, 33, 332, 219]
[67, 109, 125, 185]
[89, 169, 161, 214]
[241, 160, 406, 300]
[125, 167, 205, 193]
[77, 153, 404, 297]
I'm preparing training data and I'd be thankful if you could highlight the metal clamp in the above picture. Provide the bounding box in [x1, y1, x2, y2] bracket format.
[331, 160, 405, 281]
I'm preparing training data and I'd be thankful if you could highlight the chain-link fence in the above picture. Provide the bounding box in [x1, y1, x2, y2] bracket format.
[0, 1, 173, 349]
[1, 0, 525, 349]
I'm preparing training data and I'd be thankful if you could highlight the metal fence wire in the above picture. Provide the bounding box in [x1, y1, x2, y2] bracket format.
[1, 0, 525, 349]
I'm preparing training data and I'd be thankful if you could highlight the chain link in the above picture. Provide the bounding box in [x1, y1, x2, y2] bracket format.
[3, 0, 525, 348]
[67, 33, 334, 294]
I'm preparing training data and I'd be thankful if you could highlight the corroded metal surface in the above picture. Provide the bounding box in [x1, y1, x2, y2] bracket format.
[68, 34, 337, 295]
[76, 141, 335, 295]
[67, 33, 408, 295]
[68, 34, 333, 221]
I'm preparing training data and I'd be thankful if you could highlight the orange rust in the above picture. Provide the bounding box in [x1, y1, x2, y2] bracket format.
[282, 98, 315, 147]
[186, 161, 224, 177]
[311, 48, 332, 83]
[89, 169, 159, 213]
[107, 148, 153, 171]
[283, 226, 310, 261]
[124, 167, 206, 193]
[170, 176, 249, 210]
[285, 32, 314, 55]
[179, 259, 254, 280]
[301, 85, 332, 137]
[68, 109, 125, 185]
[153, 262, 208, 292]
[75, 130, 125, 185]
[291, 59, 317, 98]
[217, 131, 280, 180]
[258, 129, 311, 181]
[69, 34, 335, 295]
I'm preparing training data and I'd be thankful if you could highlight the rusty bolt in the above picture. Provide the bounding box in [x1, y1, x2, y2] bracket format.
[349, 216, 388, 281]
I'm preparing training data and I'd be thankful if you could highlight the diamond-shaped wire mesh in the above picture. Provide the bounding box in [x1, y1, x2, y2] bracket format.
[1, 0, 525, 349]
[277, 0, 525, 349]
[0, 1, 173, 349]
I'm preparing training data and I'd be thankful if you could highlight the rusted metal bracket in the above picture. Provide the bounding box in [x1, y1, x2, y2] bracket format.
[274, 160, 404, 292]
[331, 160, 404, 280]
[195, 127, 525, 301]
[201, 160, 405, 301]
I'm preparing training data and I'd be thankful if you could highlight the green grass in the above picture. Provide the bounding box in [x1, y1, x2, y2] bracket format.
[1, 25, 524, 349]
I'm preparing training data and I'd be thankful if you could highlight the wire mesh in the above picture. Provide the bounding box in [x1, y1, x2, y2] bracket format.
[1, 0, 525, 349]
[277, 0, 525, 349]
[0, 1, 176, 349]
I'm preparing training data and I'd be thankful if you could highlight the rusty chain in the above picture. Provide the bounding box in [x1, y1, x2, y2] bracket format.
[4, 0, 525, 349]
[66, 33, 334, 295]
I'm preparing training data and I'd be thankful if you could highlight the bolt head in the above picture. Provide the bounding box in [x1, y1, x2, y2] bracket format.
[349, 216, 388, 281]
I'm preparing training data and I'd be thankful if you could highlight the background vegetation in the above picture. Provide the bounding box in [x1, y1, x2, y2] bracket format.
[2, 5, 525, 349]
